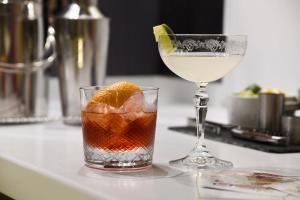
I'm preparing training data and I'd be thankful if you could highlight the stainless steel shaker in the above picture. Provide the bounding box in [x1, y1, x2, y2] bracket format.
[0, 0, 54, 121]
[258, 93, 285, 134]
[55, 0, 109, 125]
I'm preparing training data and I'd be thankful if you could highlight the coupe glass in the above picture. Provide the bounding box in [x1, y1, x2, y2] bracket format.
[158, 34, 247, 170]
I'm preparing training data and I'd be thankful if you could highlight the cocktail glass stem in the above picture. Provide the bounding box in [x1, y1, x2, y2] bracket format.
[194, 82, 209, 153]
[169, 83, 233, 170]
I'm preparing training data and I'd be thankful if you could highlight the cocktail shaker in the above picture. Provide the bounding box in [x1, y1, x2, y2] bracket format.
[0, 0, 54, 121]
[55, 0, 109, 125]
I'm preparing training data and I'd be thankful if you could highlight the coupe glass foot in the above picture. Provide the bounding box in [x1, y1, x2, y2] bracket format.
[169, 152, 233, 171]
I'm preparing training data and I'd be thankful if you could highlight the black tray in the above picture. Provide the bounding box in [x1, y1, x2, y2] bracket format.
[169, 126, 300, 153]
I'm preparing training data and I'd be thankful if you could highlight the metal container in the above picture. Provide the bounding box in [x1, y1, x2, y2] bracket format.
[55, 0, 109, 125]
[0, 0, 54, 121]
[259, 93, 285, 134]
[228, 95, 259, 129]
[282, 116, 300, 145]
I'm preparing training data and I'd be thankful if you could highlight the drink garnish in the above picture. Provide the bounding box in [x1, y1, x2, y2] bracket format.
[261, 88, 285, 95]
[87, 81, 141, 108]
[238, 84, 286, 96]
[239, 84, 261, 96]
[153, 24, 176, 53]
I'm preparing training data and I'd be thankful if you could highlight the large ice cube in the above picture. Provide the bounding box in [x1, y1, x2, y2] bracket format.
[120, 91, 145, 113]
[86, 102, 112, 113]
[143, 102, 157, 112]
[108, 114, 130, 135]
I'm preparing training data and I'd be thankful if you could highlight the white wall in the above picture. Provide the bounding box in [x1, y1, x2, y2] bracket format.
[209, 0, 300, 105]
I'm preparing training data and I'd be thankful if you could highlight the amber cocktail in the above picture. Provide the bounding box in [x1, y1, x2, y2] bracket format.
[80, 82, 159, 171]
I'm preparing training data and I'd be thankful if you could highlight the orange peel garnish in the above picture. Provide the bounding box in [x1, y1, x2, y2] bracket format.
[87, 81, 141, 108]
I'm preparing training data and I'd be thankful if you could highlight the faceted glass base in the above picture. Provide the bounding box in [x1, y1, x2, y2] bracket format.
[85, 160, 152, 171]
[169, 150, 233, 171]
[84, 145, 153, 171]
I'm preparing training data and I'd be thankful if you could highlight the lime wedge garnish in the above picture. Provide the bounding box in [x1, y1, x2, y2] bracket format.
[153, 24, 174, 41]
[153, 24, 176, 53]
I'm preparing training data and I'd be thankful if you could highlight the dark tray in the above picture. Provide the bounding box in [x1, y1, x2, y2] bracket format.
[169, 126, 300, 153]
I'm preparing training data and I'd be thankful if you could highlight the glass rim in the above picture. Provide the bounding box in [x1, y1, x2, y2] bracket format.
[80, 85, 159, 91]
[158, 34, 247, 38]
[159, 33, 247, 36]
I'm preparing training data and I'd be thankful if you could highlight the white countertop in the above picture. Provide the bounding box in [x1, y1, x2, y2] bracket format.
[0, 104, 300, 200]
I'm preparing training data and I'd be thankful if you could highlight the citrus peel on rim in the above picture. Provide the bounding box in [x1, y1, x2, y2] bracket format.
[87, 81, 142, 108]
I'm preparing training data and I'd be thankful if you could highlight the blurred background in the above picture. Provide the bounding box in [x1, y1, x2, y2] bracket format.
[45, 0, 224, 76]
[2, 0, 298, 107]
[43, 0, 300, 105]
